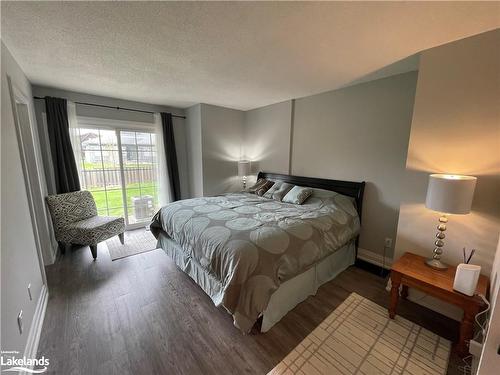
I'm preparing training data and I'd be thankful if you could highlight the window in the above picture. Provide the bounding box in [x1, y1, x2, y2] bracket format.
[74, 118, 160, 228]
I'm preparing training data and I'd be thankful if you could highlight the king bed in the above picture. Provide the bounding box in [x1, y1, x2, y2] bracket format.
[150, 172, 365, 333]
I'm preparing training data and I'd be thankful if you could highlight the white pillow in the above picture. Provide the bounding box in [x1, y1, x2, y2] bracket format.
[282, 186, 313, 205]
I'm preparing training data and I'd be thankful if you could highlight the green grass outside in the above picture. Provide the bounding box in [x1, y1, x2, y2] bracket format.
[89, 182, 158, 218]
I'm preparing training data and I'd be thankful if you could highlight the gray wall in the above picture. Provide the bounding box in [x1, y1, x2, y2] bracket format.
[241, 72, 418, 260]
[32, 86, 190, 201]
[184, 103, 245, 197]
[292, 72, 418, 259]
[1, 42, 45, 361]
[185, 104, 204, 197]
[200, 104, 244, 196]
[394, 30, 500, 319]
[243, 100, 293, 183]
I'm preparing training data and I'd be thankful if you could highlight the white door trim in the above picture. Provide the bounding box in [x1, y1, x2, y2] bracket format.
[22, 285, 49, 368]
[7, 76, 50, 281]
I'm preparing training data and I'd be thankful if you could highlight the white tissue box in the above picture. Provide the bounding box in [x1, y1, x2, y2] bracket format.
[453, 263, 481, 296]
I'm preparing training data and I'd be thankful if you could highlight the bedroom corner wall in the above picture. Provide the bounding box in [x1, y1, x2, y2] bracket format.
[200, 104, 244, 196]
[394, 30, 500, 320]
[186, 100, 292, 198]
[1, 41, 46, 363]
[185, 103, 245, 197]
[242, 100, 293, 184]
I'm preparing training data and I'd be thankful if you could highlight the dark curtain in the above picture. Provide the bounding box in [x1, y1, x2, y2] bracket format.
[161, 112, 181, 201]
[45, 97, 81, 193]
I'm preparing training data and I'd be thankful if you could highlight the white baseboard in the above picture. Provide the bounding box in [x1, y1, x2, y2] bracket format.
[23, 284, 48, 366]
[357, 247, 393, 270]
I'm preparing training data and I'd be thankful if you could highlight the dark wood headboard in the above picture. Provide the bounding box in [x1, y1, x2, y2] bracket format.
[257, 171, 366, 222]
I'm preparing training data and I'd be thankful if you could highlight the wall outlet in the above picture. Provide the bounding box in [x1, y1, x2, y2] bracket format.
[17, 310, 23, 335]
[27, 283, 32, 301]
[385, 238, 393, 248]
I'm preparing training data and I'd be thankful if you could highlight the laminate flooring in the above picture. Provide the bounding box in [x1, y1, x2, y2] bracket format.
[37, 241, 463, 374]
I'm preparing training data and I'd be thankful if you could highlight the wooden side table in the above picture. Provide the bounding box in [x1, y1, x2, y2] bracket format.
[389, 252, 489, 357]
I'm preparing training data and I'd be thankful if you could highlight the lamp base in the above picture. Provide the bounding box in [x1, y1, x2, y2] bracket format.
[425, 214, 449, 271]
[425, 258, 448, 270]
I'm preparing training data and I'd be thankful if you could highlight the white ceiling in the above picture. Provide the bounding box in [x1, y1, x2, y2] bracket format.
[1, 2, 499, 110]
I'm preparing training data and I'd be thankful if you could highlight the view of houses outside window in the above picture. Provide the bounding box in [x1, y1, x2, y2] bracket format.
[75, 127, 159, 226]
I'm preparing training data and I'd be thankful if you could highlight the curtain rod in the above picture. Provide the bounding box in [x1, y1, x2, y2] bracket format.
[33, 96, 186, 119]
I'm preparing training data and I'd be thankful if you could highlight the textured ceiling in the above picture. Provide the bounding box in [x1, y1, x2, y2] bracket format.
[1, 2, 499, 110]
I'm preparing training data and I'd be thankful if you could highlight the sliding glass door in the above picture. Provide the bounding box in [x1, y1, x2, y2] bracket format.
[75, 123, 159, 228]
[120, 130, 158, 225]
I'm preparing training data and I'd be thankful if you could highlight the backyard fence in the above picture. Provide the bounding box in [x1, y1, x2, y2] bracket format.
[81, 168, 157, 189]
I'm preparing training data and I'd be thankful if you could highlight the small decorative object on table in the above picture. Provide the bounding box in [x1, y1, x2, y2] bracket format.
[424, 174, 477, 270]
[453, 248, 481, 296]
[238, 160, 251, 189]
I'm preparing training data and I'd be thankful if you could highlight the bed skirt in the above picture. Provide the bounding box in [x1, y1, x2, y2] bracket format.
[261, 241, 355, 332]
[156, 231, 355, 332]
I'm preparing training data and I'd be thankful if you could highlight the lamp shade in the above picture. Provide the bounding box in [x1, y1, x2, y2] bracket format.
[425, 174, 477, 214]
[238, 160, 251, 177]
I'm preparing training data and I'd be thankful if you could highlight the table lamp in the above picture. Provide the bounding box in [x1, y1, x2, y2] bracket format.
[238, 160, 251, 189]
[424, 174, 477, 270]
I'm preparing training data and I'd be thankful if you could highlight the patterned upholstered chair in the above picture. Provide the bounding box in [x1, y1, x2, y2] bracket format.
[46, 190, 125, 260]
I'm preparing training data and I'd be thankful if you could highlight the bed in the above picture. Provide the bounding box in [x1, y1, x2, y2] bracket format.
[151, 172, 365, 333]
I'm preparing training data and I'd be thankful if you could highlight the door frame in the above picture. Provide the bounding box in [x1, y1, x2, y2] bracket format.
[7, 76, 48, 283]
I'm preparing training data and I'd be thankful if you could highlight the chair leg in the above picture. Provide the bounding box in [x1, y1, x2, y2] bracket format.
[118, 232, 125, 245]
[58, 241, 66, 255]
[90, 245, 98, 260]
[59, 242, 71, 255]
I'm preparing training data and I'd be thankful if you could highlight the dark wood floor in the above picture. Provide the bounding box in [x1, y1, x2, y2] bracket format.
[38, 242, 463, 375]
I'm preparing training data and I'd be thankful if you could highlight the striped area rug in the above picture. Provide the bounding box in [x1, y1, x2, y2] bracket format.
[268, 293, 451, 375]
